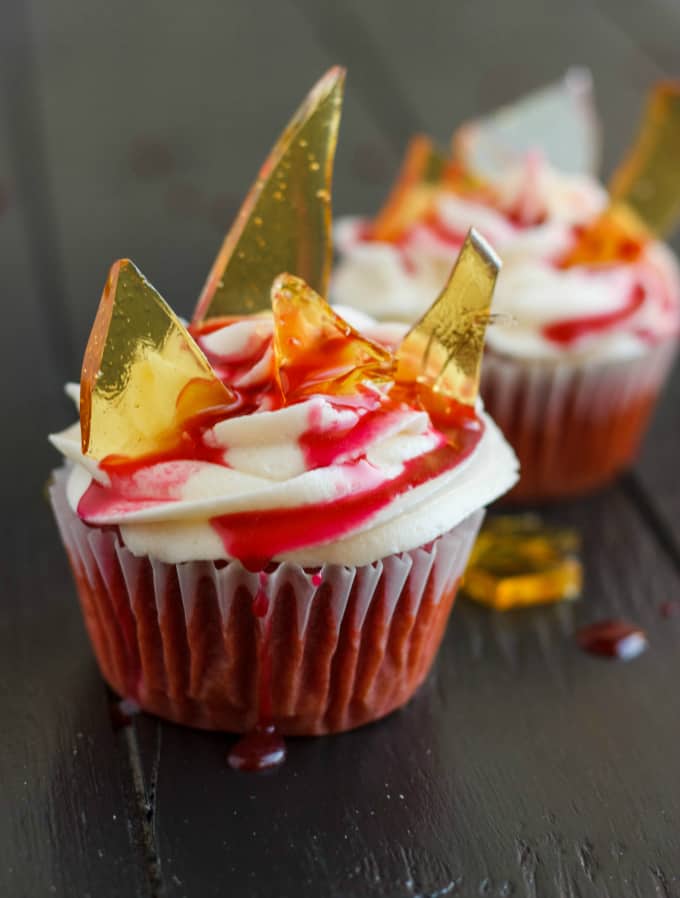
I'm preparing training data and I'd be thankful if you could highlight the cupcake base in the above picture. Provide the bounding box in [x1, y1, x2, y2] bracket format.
[481, 340, 677, 503]
[50, 468, 483, 735]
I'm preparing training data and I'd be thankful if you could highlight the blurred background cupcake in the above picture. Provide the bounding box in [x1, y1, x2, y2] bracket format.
[332, 74, 680, 501]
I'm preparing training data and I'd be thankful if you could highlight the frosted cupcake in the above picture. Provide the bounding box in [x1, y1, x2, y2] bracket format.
[47, 70, 518, 750]
[333, 77, 680, 501]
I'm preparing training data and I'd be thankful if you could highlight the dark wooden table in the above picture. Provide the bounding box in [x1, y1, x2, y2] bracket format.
[2, 1, 680, 895]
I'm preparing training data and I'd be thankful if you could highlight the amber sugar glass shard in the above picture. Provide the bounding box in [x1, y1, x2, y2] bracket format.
[193, 67, 345, 322]
[609, 81, 680, 237]
[562, 82, 680, 268]
[396, 228, 500, 406]
[271, 273, 394, 402]
[370, 135, 448, 242]
[559, 203, 647, 268]
[81, 259, 232, 459]
[464, 515, 583, 611]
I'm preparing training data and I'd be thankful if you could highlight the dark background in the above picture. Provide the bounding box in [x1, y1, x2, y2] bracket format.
[2, 2, 680, 896]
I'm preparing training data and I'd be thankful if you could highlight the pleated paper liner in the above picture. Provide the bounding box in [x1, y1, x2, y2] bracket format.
[50, 467, 483, 735]
[481, 338, 677, 502]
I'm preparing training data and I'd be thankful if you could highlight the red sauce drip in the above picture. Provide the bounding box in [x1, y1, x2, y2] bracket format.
[252, 572, 270, 618]
[227, 724, 286, 772]
[311, 572, 323, 587]
[542, 285, 646, 346]
[576, 619, 648, 659]
[226, 570, 287, 773]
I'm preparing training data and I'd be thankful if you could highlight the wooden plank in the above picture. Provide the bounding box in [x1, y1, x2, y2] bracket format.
[0, 9, 147, 896]
[27, 0, 400, 352]
[126, 484, 680, 897]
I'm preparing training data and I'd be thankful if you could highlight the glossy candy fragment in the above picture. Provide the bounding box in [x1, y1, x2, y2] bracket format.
[81, 259, 232, 459]
[194, 67, 345, 322]
[396, 228, 500, 406]
[463, 515, 582, 611]
[608, 81, 680, 237]
[454, 68, 600, 179]
[559, 204, 646, 268]
[271, 273, 393, 401]
[562, 81, 680, 267]
[370, 135, 449, 242]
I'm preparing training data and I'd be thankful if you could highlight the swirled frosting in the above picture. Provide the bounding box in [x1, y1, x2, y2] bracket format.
[332, 155, 680, 362]
[50, 317, 518, 567]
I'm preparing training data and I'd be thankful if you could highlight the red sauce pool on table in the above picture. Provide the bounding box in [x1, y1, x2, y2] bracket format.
[228, 725, 287, 772]
[576, 619, 648, 660]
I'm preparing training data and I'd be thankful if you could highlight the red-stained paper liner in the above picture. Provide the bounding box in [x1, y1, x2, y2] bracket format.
[481, 338, 677, 502]
[49, 468, 483, 735]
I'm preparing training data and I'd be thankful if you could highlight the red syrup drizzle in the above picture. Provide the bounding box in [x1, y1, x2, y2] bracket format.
[576, 619, 648, 660]
[211, 434, 480, 571]
[78, 402, 239, 518]
[227, 571, 287, 772]
[542, 284, 646, 346]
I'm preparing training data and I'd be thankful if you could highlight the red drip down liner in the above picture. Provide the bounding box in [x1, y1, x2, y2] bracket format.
[50, 468, 483, 735]
[480, 338, 677, 502]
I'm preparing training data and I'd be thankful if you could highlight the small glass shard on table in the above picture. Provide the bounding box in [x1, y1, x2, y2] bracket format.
[463, 515, 582, 611]
[194, 66, 345, 322]
[396, 228, 500, 407]
[271, 273, 394, 402]
[81, 259, 232, 460]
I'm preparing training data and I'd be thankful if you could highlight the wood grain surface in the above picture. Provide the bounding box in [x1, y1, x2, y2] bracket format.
[2, 1, 680, 896]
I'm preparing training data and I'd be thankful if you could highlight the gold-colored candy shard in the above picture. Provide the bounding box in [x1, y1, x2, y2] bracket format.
[271, 273, 393, 401]
[194, 67, 345, 322]
[81, 259, 232, 459]
[608, 81, 680, 237]
[396, 228, 500, 406]
[370, 135, 447, 242]
[559, 203, 646, 268]
[562, 81, 680, 267]
[463, 515, 583, 611]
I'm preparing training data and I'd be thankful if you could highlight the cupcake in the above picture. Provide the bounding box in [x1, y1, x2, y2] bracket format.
[332, 77, 680, 501]
[47, 69, 518, 743]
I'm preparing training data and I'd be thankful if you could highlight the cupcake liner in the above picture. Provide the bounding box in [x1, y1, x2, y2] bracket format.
[481, 338, 677, 502]
[50, 468, 483, 735]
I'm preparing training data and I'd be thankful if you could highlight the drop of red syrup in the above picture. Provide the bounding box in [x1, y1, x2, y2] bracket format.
[311, 572, 323, 587]
[576, 619, 648, 660]
[227, 724, 287, 772]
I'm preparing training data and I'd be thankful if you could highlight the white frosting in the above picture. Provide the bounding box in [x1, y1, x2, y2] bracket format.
[332, 158, 680, 363]
[50, 318, 518, 567]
